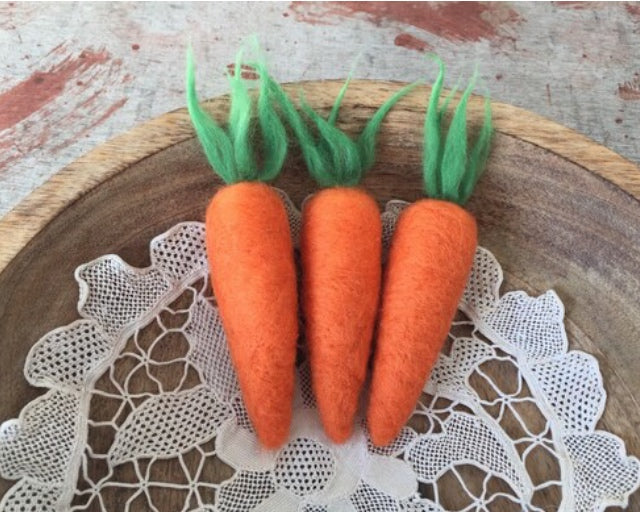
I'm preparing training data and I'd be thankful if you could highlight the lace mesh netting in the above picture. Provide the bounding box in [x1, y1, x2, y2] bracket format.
[0, 190, 638, 511]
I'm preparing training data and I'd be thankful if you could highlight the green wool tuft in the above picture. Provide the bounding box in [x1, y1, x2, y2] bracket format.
[185, 48, 288, 184]
[423, 57, 493, 205]
[256, 65, 419, 188]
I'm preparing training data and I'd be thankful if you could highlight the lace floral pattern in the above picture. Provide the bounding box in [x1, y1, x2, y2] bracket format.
[0, 190, 638, 511]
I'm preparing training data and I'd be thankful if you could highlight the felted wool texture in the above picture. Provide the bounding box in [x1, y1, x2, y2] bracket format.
[263, 69, 419, 188]
[301, 187, 382, 444]
[422, 57, 493, 206]
[206, 182, 298, 448]
[367, 199, 477, 447]
[186, 49, 288, 185]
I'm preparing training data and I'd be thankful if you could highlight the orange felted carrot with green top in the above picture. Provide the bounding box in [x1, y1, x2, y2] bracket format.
[186, 50, 298, 449]
[259, 68, 418, 443]
[367, 59, 493, 447]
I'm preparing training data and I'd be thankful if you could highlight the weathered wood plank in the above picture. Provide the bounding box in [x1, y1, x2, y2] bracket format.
[1, 2, 640, 217]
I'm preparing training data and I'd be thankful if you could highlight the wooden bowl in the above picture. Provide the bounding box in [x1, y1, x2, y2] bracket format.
[1, 81, 639, 509]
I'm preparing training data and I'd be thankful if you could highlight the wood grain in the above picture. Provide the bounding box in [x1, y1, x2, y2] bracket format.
[2, 80, 639, 275]
[1, 80, 639, 510]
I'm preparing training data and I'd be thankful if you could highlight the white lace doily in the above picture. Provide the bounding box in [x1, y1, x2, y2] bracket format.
[1, 190, 639, 512]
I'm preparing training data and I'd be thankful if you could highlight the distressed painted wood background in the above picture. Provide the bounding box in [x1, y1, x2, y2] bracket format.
[1, 1, 640, 217]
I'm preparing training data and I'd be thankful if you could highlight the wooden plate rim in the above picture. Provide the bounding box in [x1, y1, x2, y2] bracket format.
[1, 79, 639, 274]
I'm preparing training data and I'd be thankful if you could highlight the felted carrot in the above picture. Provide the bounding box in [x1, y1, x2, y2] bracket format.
[186, 50, 298, 448]
[367, 59, 493, 447]
[258, 66, 418, 443]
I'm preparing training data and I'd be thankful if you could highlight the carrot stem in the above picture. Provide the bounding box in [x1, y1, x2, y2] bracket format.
[422, 57, 493, 204]
[186, 47, 288, 184]
[261, 68, 419, 187]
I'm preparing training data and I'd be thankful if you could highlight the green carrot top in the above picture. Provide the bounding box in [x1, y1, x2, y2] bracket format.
[424, 58, 493, 205]
[185, 49, 288, 184]
[256, 63, 419, 188]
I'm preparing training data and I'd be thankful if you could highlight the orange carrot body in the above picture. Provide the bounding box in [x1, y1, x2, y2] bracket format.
[368, 199, 477, 446]
[206, 182, 298, 448]
[302, 187, 382, 443]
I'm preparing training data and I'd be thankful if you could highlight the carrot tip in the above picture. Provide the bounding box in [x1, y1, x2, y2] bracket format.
[324, 423, 353, 445]
[369, 431, 395, 448]
[257, 429, 290, 450]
